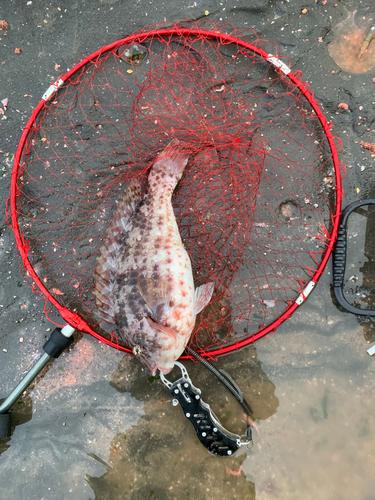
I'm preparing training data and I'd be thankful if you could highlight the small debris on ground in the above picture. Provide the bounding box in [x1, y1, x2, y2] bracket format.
[263, 300, 276, 308]
[0, 20, 8, 30]
[15, 47, 21, 54]
[338, 102, 349, 110]
[226, 466, 242, 476]
[361, 141, 375, 154]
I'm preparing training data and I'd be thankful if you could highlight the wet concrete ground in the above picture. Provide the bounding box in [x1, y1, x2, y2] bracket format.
[1, 0, 375, 499]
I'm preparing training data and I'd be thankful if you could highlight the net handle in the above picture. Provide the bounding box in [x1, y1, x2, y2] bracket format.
[9, 24, 344, 357]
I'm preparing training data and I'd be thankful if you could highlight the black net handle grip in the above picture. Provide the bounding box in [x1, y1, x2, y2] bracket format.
[332, 199, 375, 316]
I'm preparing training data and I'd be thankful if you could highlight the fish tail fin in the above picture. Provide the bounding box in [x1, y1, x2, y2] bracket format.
[149, 139, 190, 187]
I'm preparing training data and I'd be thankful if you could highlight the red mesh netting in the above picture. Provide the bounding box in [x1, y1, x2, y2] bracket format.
[12, 21, 342, 354]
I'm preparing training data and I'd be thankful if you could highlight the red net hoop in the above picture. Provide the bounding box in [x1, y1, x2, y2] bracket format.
[8, 20, 344, 358]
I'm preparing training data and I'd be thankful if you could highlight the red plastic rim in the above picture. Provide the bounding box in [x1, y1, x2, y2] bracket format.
[8, 22, 344, 359]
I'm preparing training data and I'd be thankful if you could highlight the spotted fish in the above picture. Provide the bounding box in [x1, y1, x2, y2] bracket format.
[94, 139, 214, 374]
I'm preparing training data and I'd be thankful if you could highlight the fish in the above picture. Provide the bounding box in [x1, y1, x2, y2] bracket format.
[94, 139, 214, 375]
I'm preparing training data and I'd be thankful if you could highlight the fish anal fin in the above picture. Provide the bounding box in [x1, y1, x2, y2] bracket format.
[194, 282, 214, 315]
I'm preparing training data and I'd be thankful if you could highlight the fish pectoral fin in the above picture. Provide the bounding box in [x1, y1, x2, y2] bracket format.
[137, 278, 173, 317]
[194, 282, 214, 315]
[145, 317, 178, 350]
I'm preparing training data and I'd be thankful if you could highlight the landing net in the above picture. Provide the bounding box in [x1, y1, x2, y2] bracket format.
[9, 20, 344, 357]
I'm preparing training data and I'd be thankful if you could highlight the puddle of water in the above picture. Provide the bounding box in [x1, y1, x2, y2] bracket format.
[328, 11, 375, 73]
[1, 271, 375, 499]
[241, 243, 375, 499]
[0, 339, 144, 500]
[1, 217, 375, 499]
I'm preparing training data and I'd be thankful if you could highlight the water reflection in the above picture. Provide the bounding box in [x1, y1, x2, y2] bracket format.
[328, 10, 375, 73]
[357, 204, 375, 343]
[86, 346, 279, 499]
[0, 395, 33, 457]
[333, 203, 375, 343]
[0, 339, 143, 500]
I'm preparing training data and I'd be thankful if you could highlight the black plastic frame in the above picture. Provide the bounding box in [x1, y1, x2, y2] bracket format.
[332, 199, 375, 316]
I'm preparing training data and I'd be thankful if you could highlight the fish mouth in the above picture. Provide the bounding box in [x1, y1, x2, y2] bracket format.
[145, 362, 173, 376]
[157, 364, 174, 375]
[148, 364, 159, 376]
[143, 360, 173, 376]
[146, 363, 173, 376]
[137, 350, 174, 375]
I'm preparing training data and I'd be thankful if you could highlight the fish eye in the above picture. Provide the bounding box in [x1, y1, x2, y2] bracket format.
[133, 345, 142, 356]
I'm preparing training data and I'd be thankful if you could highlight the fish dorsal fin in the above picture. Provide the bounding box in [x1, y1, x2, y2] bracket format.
[107, 181, 142, 238]
[94, 182, 142, 322]
[137, 278, 173, 318]
[122, 182, 142, 217]
[194, 282, 214, 315]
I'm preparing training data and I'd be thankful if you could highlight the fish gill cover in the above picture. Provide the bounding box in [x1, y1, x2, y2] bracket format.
[13, 20, 341, 355]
